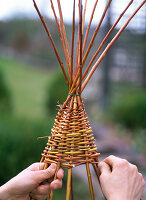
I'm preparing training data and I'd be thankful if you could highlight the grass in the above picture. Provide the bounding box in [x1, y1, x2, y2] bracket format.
[0, 56, 51, 120]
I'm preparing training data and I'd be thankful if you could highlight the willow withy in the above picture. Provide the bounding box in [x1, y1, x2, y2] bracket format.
[33, 0, 145, 199]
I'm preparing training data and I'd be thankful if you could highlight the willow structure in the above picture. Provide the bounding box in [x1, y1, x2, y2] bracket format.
[33, 0, 145, 199]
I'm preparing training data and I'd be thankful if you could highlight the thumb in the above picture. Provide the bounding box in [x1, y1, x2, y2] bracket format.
[33, 163, 57, 183]
[98, 161, 111, 174]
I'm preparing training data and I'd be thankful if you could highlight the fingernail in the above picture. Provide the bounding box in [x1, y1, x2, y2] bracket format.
[50, 163, 57, 170]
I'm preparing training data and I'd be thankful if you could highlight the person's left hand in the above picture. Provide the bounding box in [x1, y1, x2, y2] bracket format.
[0, 163, 64, 200]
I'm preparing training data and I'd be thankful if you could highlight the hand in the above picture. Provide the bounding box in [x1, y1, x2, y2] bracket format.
[98, 155, 145, 200]
[0, 163, 64, 200]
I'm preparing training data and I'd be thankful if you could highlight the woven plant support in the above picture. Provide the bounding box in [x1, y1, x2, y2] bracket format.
[41, 95, 99, 168]
[32, 0, 145, 199]
[41, 95, 100, 199]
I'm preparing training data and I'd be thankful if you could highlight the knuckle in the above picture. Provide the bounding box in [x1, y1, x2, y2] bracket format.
[57, 179, 62, 188]
[37, 187, 44, 195]
[37, 185, 49, 195]
[116, 162, 122, 168]
[122, 159, 129, 165]
[108, 155, 115, 159]
[131, 164, 138, 172]
[52, 179, 63, 190]
[116, 159, 128, 167]
[139, 173, 143, 179]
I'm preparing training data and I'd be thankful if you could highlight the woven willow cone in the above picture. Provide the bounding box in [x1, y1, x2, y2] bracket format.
[32, 0, 145, 199]
[41, 95, 100, 199]
[41, 95, 99, 168]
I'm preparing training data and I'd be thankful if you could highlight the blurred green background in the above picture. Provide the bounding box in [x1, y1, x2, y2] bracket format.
[0, 0, 146, 199]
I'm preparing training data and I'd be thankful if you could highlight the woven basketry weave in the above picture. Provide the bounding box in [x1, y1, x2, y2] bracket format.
[41, 95, 100, 168]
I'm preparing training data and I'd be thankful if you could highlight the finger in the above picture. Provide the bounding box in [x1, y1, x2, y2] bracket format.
[47, 168, 64, 183]
[129, 163, 138, 172]
[30, 194, 47, 200]
[34, 163, 57, 183]
[27, 163, 45, 171]
[31, 183, 51, 195]
[57, 168, 64, 180]
[103, 155, 126, 168]
[98, 161, 111, 174]
[50, 179, 62, 190]
[47, 177, 54, 184]
[138, 173, 145, 188]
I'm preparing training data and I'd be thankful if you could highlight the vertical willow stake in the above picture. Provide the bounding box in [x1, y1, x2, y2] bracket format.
[66, 168, 72, 200]
[32, 0, 145, 199]
[86, 162, 95, 200]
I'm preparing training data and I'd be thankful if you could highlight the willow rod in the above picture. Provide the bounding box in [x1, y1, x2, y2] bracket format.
[79, 0, 83, 94]
[81, 0, 146, 92]
[82, 0, 99, 56]
[82, 0, 134, 80]
[66, 73, 82, 108]
[62, 80, 81, 109]
[50, 0, 70, 76]
[70, 0, 134, 90]
[71, 173, 74, 200]
[86, 163, 95, 200]
[82, 0, 112, 67]
[32, 0, 69, 86]
[74, 0, 84, 80]
[70, 0, 76, 87]
[66, 167, 72, 200]
[69, 98, 76, 200]
[82, 0, 87, 34]
[48, 163, 61, 200]
[92, 161, 107, 200]
[74, 28, 80, 76]
[57, 0, 71, 69]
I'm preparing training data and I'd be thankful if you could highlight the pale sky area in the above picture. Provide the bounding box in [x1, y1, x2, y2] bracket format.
[0, 0, 105, 22]
[0, 0, 145, 31]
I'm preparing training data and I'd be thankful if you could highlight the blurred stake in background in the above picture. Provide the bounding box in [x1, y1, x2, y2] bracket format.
[0, 0, 146, 199]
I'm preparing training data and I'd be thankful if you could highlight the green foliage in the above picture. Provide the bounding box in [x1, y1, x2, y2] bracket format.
[0, 115, 50, 185]
[109, 90, 146, 129]
[0, 70, 12, 113]
[46, 71, 69, 116]
[0, 56, 49, 119]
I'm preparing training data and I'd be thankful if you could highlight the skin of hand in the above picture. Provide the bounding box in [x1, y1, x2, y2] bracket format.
[98, 155, 145, 200]
[0, 163, 64, 200]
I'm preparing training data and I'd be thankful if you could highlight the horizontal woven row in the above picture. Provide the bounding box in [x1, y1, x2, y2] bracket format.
[41, 96, 99, 168]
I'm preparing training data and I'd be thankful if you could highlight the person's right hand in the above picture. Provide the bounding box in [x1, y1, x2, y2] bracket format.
[98, 155, 145, 200]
